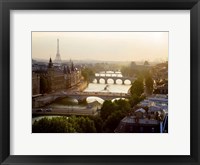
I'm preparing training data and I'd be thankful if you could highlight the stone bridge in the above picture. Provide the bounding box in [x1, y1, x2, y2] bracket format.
[54, 91, 130, 101]
[93, 76, 135, 84]
[32, 91, 131, 108]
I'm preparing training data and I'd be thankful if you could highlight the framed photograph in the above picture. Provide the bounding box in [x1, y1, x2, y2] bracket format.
[1, 0, 200, 164]
[31, 31, 169, 134]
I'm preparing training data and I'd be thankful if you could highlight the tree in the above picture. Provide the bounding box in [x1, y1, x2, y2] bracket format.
[32, 116, 97, 133]
[76, 117, 96, 133]
[81, 68, 95, 82]
[129, 77, 145, 107]
[89, 116, 103, 133]
[129, 94, 146, 107]
[130, 78, 144, 97]
[100, 99, 131, 132]
[114, 99, 130, 113]
[145, 75, 154, 95]
[32, 117, 71, 133]
[121, 65, 136, 77]
[103, 111, 124, 132]
[100, 100, 117, 121]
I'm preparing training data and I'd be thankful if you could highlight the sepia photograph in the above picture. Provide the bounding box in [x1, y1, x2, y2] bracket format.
[32, 32, 168, 133]
[1, 0, 198, 163]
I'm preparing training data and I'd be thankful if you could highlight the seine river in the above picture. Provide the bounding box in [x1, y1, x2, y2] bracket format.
[82, 71, 131, 104]
[32, 71, 131, 123]
[84, 71, 131, 94]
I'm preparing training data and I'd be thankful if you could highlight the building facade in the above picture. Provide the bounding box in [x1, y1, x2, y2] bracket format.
[47, 58, 81, 92]
[32, 39, 82, 95]
[32, 72, 40, 95]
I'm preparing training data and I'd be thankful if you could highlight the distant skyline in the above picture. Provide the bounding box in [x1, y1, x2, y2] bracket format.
[32, 32, 168, 62]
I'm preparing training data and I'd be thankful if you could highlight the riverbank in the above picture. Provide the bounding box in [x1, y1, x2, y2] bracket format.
[32, 80, 88, 108]
[75, 80, 88, 92]
[32, 105, 99, 118]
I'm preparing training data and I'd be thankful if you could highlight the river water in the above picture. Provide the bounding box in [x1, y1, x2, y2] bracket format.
[83, 71, 131, 103]
[32, 71, 131, 123]
[84, 71, 131, 93]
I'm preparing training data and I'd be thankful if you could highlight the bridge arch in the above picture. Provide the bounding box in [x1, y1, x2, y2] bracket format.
[94, 75, 135, 85]
[98, 78, 106, 84]
[53, 92, 130, 103]
[58, 96, 79, 104]
[93, 78, 97, 83]
[124, 79, 131, 85]
[115, 79, 123, 85]
[107, 78, 114, 84]
[86, 96, 105, 104]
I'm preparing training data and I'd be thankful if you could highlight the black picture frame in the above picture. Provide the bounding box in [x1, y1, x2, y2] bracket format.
[0, 0, 200, 164]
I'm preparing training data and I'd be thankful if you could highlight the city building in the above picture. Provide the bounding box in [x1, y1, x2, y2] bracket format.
[32, 39, 82, 95]
[115, 94, 168, 133]
[32, 72, 40, 95]
[47, 58, 81, 92]
[154, 83, 168, 94]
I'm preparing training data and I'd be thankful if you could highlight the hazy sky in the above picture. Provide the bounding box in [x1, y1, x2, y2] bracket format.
[32, 32, 168, 62]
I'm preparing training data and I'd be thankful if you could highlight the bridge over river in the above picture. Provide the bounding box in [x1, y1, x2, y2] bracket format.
[93, 73, 135, 84]
[33, 91, 131, 108]
[54, 91, 130, 101]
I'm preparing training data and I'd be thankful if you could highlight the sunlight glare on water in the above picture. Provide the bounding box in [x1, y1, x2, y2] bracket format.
[86, 97, 104, 104]
[84, 71, 131, 93]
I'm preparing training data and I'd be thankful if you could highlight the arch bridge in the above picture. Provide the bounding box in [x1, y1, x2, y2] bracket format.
[94, 76, 135, 84]
[54, 91, 130, 102]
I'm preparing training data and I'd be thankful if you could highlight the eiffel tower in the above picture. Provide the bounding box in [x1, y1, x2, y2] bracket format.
[54, 39, 62, 66]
